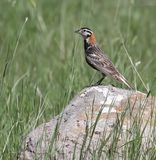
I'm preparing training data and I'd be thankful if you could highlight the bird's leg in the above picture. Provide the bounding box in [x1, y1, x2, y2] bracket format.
[111, 84, 115, 87]
[94, 77, 104, 85]
[93, 74, 106, 86]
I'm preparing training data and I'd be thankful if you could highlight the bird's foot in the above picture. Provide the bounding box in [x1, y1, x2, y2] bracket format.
[84, 76, 105, 88]
[111, 84, 115, 87]
[84, 82, 102, 88]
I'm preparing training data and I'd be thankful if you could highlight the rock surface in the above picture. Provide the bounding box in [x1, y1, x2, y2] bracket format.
[18, 86, 156, 160]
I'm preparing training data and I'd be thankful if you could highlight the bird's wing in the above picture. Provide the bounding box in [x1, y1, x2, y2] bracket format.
[86, 46, 133, 89]
[85, 46, 119, 76]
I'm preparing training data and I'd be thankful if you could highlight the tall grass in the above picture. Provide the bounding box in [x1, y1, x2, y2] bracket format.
[0, 0, 156, 159]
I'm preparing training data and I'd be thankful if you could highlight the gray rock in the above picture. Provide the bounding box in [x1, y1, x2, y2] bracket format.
[18, 85, 156, 160]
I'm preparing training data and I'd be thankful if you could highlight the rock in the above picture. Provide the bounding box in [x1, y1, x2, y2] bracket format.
[18, 85, 156, 160]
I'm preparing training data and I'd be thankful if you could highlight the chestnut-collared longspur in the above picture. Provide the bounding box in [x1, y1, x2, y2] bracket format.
[75, 27, 133, 89]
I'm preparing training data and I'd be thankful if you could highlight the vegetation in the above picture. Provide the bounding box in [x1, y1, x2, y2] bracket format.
[0, 0, 156, 159]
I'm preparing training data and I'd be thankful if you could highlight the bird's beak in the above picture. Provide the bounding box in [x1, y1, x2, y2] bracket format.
[74, 29, 80, 34]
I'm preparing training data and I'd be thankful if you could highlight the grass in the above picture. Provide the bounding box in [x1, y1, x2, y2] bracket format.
[0, 0, 156, 159]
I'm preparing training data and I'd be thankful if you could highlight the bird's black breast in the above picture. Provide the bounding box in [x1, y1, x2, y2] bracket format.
[84, 40, 90, 51]
[85, 57, 99, 71]
[84, 45, 102, 71]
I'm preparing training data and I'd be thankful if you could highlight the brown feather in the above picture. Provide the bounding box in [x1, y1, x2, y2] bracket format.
[85, 45, 133, 89]
[89, 34, 96, 45]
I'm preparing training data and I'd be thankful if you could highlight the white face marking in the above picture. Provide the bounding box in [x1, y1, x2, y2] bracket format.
[80, 28, 92, 39]
[86, 37, 90, 43]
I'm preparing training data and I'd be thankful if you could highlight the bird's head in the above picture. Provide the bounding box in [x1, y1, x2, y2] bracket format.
[75, 27, 96, 45]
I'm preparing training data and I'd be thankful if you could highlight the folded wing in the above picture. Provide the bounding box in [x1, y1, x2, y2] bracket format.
[85, 46, 133, 89]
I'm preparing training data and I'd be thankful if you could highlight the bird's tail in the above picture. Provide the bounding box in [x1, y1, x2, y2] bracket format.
[118, 74, 134, 90]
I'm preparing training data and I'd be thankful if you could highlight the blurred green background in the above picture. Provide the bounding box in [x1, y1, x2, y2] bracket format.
[0, 0, 156, 159]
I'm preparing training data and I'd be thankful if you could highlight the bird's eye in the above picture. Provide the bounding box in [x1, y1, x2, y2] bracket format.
[83, 29, 86, 32]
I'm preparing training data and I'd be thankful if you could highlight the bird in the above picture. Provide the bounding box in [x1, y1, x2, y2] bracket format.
[75, 27, 133, 89]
